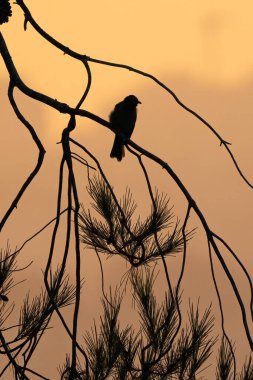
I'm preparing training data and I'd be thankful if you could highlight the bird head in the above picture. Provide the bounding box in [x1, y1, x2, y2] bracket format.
[124, 95, 141, 107]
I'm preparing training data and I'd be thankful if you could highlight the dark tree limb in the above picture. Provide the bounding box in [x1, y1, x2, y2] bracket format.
[0, 82, 45, 232]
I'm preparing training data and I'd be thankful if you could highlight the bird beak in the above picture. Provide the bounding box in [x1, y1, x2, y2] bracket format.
[138, 100, 142, 104]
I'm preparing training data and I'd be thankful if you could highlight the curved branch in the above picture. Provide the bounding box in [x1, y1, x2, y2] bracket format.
[1, 207, 70, 263]
[212, 232, 253, 321]
[0, 82, 45, 232]
[207, 240, 236, 380]
[76, 60, 92, 109]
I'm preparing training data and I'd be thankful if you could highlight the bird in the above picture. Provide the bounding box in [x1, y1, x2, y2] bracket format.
[110, 95, 141, 161]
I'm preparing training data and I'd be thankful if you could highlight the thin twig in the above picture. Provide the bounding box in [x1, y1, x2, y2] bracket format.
[71, 153, 96, 171]
[94, 246, 115, 309]
[212, 232, 253, 321]
[0, 207, 70, 264]
[207, 239, 236, 380]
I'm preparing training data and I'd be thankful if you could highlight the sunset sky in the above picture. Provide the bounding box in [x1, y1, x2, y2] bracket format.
[0, 0, 253, 378]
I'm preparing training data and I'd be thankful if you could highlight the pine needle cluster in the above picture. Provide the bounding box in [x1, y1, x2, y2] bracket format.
[79, 176, 193, 267]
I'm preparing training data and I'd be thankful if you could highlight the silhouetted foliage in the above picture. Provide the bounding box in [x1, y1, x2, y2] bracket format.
[0, 1, 252, 379]
[238, 357, 253, 380]
[216, 338, 234, 380]
[79, 175, 193, 267]
[78, 270, 216, 380]
[0, 0, 12, 24]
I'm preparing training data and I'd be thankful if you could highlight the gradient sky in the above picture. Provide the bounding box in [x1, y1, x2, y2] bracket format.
[1, 1, 253, 378]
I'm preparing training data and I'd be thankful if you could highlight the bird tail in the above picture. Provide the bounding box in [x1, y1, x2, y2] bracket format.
[110, 135, 125, 161]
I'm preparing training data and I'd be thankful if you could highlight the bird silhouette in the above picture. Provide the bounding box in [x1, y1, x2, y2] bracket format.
[110, 95, 141, 161]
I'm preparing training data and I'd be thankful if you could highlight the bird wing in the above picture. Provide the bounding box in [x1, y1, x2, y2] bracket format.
[109, 102, 137, 138]
[109, 102, 123, 124]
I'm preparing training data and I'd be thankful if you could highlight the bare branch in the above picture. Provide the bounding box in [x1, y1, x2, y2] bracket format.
[0, 82, 45, 232]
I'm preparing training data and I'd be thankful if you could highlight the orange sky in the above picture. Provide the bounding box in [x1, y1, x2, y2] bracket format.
[1, 1, 253, 378]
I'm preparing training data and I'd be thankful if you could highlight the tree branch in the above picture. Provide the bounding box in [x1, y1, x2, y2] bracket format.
[14, 0, 253, 189]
